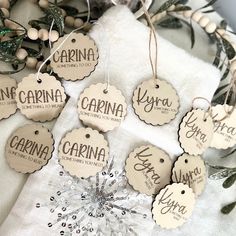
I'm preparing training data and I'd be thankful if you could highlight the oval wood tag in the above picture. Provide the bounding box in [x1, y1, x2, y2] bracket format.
[132, 79, 180, 126]
[78, 83, 127, 132]
[125, 145, 172, 195]
[58, 127, 109, 178]
[211, 104, 236, 149]
[5, 124, 54, 173]
[152, 183, 195, 229]
[15, 73, 66, 122]
[0, 75, 17, 120]
[178, 109, 214, 155]
[50, 33, 99, 81]
[172, 154, 206, 196]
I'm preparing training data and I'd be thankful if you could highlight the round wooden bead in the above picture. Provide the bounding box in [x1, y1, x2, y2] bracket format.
[167, 5, 175, 11]
[1, 8, 9, 17]
[199, 16, 210, 28]
[0, 0, 10, 9]
[26, 57, 38, 69]
[38, 28, 49, 41]
[61, 8, 66, 17]
[183, 10, 193, 18]
[49, 30, 59, 42]
[205, 22, 217, 34]
[216, 28, 226, 36]
[73, 18, 84, 28]
[192, 11, 202, 22]
[27, 28, 39, 40]
[65, 16, 75, 27]
[16, 48, 28, 60]
[39, 0, 49, 9]
[151, 13, 162, 23]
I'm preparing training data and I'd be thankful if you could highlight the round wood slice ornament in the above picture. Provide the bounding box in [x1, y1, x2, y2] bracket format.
[125, 145, 172, 195]
[178, 109, 214, 155]
[0, 75, 17, 120]
[50, 33, 99, 81]
[58, 127, 109, 178]
[5, 124, 54, 174]
[172, 154, 206, 196]
[15, 73, 66, 122]
[78, 83, 127, 132]
[132, 79, 180, 126]
[211, 104, 236, 149]
[152, 183, 196, 229]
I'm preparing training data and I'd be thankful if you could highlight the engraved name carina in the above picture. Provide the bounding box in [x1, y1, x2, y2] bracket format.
[173, 167, 202, 186]
[212, 113, 236, 136]
[158, 188, 187, 215]
[53, 48, 96, 63]
[137, 88, 172, 112]
[81, 97, 124, 117]
[0, 87, 15, 101]
[184, 112, 207, 143]
[133, 147, 161, 184]
[19, 89, 63, 104]
[62, 141, 106, 162]
[10, 135, 50, 160]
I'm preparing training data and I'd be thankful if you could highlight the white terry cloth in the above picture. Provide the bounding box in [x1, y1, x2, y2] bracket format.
[1, 5, 235, 236]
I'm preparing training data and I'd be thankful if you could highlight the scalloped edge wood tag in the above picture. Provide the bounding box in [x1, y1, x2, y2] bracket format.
[58, 127, 109, 178]
[132, 79, 180, 126]
[152, 183, 195, 229]
[211, 104, 236, 149]
[172, 154, 206, 196]
[15, 73, 66, 122]
[50, 33, 99, 81]
[5, 124, 54, 174]
[78, 83, 127, 132]
[0, 75, 17, 120]
[125, 145, 172, 195]
[178, 109, 214, 155]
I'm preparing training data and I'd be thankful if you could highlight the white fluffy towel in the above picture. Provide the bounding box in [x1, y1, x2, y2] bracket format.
[1, 5, 235, 236]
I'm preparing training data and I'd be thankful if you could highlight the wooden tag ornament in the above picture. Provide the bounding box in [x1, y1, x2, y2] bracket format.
[0, 75, 17, 120]
[172, 154, 206, 196]
[58, 127, 109, 178]
[50, 33, 99, 81]
[5, 124, 54, 173]
[132, 79, 180, 126]
[78, 83, 127, 132]
[178, 109, 214, 155]
[211, 104, 236, 149]
[152, 183, 196, 229]
[125, 145, 172, 195]
[15, 73, 66, 122]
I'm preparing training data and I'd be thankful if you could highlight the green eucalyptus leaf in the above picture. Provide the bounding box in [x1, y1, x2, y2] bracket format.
[223, 173, 236, 188]
[221, 201, 236, 214]
[159, 17, 183, 29]
[0, 27, 15, 36]
[213, 39, 222, 67]
[208, 165, 236, 180]
[180, 20, 195, 48]
[200, 0, 218, 9]
[220, 20, 228, 29]
[222, 37, 236, 60]
[173, 6, 191, 12]
[60, 5, 79, 16]
[156, 0, 180, 14]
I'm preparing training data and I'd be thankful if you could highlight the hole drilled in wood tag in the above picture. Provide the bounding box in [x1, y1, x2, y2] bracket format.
[178, 109, 214, 155]
[125, 145, 172, 195]
[0, 75, 17, 120]
[211, 104, 236, 149]
[78, 83, 127, 132]
[152, 183, 195, 229]
[15, 73, 66, 122]
[50, 33, 99, 81]
[58, 127, 109, 178]
[5, 124, 54, 174]
[172, 154, 206, 196]
[132, 79, 180, 126]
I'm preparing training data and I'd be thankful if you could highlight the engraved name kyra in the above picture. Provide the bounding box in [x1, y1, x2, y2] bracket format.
[19, 89, 63, 104]
[173, 167, 202, 186]
[137, 88, 172, 112]
[53, 48, 96, 63]
[9, 135, 50, 160]
[158, 188, 187, 215]
[62, 141, 106, 162]
[184, 112, 207, 143]
[133, 147, 161, 184]
[0, 87, 15, 101]
[81, 97, 124, 117]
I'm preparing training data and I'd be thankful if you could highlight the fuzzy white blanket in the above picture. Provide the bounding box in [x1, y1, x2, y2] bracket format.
[0, 3, 235, 236]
